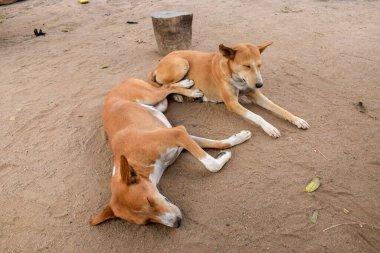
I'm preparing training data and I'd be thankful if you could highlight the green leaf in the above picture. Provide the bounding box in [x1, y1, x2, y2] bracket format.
[305, 177, 321, 193]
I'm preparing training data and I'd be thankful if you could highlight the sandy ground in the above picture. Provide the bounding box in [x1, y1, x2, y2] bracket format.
[1, 0, 380, 252]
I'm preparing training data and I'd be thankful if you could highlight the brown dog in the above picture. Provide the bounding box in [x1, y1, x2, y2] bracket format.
[148, 42, 310, 138]
[90, 78, 251, 227]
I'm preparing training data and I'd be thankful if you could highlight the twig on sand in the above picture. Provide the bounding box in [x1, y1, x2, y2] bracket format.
[323, 222, 380, 232]
[315, 148, 328, 160]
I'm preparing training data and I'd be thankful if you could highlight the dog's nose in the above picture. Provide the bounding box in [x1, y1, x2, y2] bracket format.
[255, 82, 263, 88]
[173, 217, 182, 228]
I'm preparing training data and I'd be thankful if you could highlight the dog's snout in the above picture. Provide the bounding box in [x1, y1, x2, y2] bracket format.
[255, 82, 263, 88]
[174, 217, 182, 228]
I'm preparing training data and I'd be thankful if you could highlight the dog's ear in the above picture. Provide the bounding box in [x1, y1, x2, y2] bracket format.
[90, 204, 115, 225]
[120, 155, 139, 185]
[258, 41, 273, 54]
[219, 44, 236, 60]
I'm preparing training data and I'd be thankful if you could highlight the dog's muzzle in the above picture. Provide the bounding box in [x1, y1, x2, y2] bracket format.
[173, 217, 182, 228]
[255, 82, 263, 88]
[255, 69, 264, 88]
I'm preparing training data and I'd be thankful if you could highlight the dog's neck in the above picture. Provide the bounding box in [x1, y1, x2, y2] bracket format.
[213, 54, 231, 81]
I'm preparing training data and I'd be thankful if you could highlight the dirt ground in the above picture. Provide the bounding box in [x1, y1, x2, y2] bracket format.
[1, 0, 379, 252]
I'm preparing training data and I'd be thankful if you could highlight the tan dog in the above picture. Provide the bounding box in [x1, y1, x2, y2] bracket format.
[148, 42, 310, 138]
[90, 78, 252, 227]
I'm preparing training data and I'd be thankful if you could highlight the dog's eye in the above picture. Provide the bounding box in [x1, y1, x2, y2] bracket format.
[257, 64, 262, 68]
[244, 65, 251, 69]
[147, 198, 155, 207]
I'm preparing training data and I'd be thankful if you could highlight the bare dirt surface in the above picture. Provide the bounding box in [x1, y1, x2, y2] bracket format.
[1, 0, 379, 252]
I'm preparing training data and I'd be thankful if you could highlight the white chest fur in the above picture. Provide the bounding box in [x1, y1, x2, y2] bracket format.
[149, 147, 183, 185]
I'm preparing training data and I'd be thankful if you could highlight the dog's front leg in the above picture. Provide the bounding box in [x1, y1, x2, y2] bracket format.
[248, 90, 310, 129]
[222, 93, 281, 138]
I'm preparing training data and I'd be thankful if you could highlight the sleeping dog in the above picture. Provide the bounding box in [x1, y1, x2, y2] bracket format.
[148, 42, 310, 138]
[90, 78, 251, 227]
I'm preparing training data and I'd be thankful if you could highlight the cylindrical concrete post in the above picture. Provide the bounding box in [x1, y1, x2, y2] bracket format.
[151, 11, 193, 55]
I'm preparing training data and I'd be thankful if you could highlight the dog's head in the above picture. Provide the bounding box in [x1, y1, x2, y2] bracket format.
[219, 42, 272, 90]
[90, 155, 182, 228]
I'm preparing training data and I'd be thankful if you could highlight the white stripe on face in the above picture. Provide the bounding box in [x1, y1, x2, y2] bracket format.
[255, 68, 263, 84]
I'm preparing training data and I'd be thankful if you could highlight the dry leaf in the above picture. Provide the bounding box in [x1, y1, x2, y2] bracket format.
[311, 210, 318, 224]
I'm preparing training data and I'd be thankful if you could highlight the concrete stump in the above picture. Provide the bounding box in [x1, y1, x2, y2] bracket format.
[0, 0, 20, 5]
[151, 11, 193, 55]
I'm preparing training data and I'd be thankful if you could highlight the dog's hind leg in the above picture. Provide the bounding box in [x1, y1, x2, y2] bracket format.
[135, 80, 202, 112]
[155, 57, 190, 103]
[150, 80, 203, 103]
[155, 57, 190, 84]
[190, 130, 252, 149]
[141, 126, 232, 173]
[168, 86, 203, 99]
[173, 126, 232, 172]
[154, 85, 203, 112]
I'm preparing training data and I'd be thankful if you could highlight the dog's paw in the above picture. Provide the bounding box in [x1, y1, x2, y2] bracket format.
[262, 123, 281, 138]
[205, 151, 232, 173]
[190, 89, 203, 98]
[217, 150, 232, 164]
[172, 94, 184, 103]
[228, 130, 252, 146]
[236, 130, 252, 141]
[178, 79, 194, 88]
[293, 117, 310, 129]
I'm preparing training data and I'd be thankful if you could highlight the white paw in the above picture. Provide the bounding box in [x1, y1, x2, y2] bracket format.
[236, 130, 252, 141]
[191, 89, 203, 98]
[172, 94, 184, 103]
[217, 150, 232, 163]
[178, 79, 194, 88]
[293, 117, 310, 129]
[262, 123, 281, 138]
[228, 130, 252, 146]
[203, 151, 232, 173]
